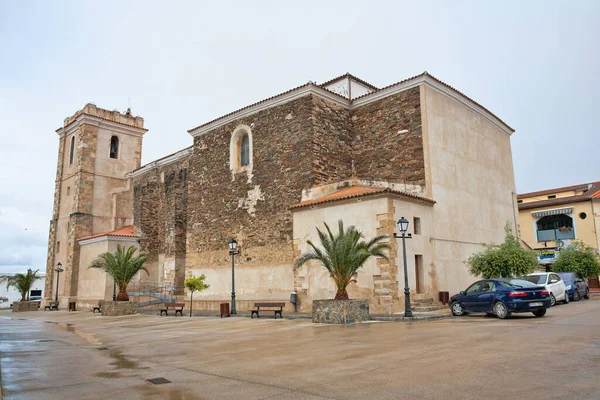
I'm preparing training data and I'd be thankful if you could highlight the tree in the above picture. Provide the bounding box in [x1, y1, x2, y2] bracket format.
[185, 274, 210, 317]
[1, 269, 41, 301]
[466, 223, 538, 279]
[89, 245, 149, 301]
[294, 220, 389, 300]
[552, 242, 600, 278]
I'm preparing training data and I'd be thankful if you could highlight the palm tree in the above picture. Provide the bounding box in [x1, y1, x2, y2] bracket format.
[89, 245, 149, 301]
[294, 220, 390, 300]
[1, 269, 41, 301]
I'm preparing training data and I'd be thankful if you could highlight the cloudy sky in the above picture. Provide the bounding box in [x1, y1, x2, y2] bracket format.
[0, 0, 598, 274]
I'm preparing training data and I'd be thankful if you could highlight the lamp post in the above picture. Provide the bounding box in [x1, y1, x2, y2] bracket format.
[26, 268, 32, 301]
[113, 279, 117, 302]
[393, 217, 413, 317]
[54, 262, 63, 304]
[228, 239, 240, 315]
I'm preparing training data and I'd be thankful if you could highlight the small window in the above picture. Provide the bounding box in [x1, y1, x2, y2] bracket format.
[413, 217, 421, 235]
[69, 135, 75, 165]
[66, 186, 70, 196]
[548, 195, 556, 199]
[56, 241, 60, 253]
[110, 136, 119, 159]
[517, 200, 523, 204]
[240, 134, 250, 166]
[579, 212, 587, 220]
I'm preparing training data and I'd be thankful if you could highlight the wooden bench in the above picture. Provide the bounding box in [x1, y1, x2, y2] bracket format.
[160, 303, 185, 316]
[44, 302, 59, 311]
[250, 302, 285, 319]
[92, 301, 104, 313]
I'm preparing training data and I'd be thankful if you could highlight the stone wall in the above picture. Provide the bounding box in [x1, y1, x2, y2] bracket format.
[102, 301, 137, 316]
[312, 299, 369, 324]
[132, 152, 190, 286]
[352, 87, 425, 185]
[186, 96, 315, 270]
[311, 96, 353, 185]
[12, 301, 40, 312]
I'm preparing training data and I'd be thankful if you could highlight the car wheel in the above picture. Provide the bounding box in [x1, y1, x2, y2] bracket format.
[563, 292, 569, 304]
[550, 293, 556, 307]
[573, 290, 580, 301]
[450, 301, 465, 316]
[494, 302, 510, 319]
[584, 289, 590, 300]
[532, 309, 546, 317]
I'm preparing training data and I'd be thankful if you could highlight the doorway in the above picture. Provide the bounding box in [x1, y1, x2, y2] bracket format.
[415, 255, 424, 294]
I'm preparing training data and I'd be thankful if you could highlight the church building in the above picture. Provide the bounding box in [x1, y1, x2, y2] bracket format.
[45, 72, 518, 314]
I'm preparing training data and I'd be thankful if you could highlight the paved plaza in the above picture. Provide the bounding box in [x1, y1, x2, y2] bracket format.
[1, 301, 599, 400]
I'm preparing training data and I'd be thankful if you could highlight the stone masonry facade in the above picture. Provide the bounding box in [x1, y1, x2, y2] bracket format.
[133, 90, 426, 289]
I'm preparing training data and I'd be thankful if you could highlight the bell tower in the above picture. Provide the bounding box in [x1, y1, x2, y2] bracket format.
[44, 104, 147, 305]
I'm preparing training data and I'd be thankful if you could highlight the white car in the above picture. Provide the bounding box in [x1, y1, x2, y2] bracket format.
[521, 273, 569, 306]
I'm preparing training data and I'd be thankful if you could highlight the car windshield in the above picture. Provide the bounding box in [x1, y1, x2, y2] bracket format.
[520, 275, 547, 285]
[503, 279, 538, 289]
[557, 273, 573, 283]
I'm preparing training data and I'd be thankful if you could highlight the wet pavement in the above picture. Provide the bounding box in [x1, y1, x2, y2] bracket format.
[1, 300, 599, 399]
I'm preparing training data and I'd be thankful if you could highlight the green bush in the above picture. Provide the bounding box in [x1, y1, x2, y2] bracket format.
[466, 223, 538, 279]
[552, 242, 600, 278]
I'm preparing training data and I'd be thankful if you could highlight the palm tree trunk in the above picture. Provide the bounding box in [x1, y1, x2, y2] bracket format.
[116, 291, 129, 301]
[334, 288, 349, 300]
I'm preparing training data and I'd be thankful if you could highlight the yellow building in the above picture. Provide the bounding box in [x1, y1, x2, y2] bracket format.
[517, 181, 600, 288]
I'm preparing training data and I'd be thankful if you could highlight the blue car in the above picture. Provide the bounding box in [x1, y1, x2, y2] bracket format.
[449, 278, 552, 319]
[557, 272, 590, 301]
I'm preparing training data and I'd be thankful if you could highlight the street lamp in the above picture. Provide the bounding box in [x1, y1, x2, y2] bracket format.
[113, 278, 117, 302]
[27, 269, 32, 301]
[228, 239, 240, 315]
[54, 262, 63, 305]
[393, 217, 413, 317]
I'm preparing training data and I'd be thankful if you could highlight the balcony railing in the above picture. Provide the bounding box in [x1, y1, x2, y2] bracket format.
[537, 228, 575, 242]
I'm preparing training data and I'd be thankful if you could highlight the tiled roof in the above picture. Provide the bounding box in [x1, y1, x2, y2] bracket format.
[319, 73, 379, 90]
[78, 225, 138, 242]
[517, 183, 592, 199]
[290, 186, 435, 210]
[130, 146, 193, 174]
[187, 72, 514, 135]
[518, 182, 600, 210]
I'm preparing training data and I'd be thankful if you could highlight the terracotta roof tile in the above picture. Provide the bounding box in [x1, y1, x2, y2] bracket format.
[78, 225, 138, 242]
[517, 183, 592, 199]
[518, 181, 600, 210]
[290, 186, 435, 210]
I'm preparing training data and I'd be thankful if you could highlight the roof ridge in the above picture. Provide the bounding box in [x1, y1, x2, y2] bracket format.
[518, 181, 600, 199]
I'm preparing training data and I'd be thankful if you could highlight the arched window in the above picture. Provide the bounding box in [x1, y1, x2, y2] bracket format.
[69, 135, 75, 165]
[229, 125, 253, 172]
[110, 136, 119, 159]
[240, 134, 250, 166]
[536, 214, 573, 231]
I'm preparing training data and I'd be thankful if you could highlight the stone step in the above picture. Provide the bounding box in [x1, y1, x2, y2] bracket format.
[411, 305, 449, 312]
[412, 298, 435, 304]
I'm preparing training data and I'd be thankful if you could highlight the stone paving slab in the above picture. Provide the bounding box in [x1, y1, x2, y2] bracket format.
[1, 301, 600, 399]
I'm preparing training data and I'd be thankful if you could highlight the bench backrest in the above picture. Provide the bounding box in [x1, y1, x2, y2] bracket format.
[254, 302, 285, 308]
[165, 303, 185, 308]
[50, 302, 58, 306]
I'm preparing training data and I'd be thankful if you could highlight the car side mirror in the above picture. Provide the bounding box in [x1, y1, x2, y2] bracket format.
[575, 279, 583, 283]
[460, 291, 466, 296]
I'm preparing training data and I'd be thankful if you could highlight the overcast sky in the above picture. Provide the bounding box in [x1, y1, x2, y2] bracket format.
[0, 0, 598, 274]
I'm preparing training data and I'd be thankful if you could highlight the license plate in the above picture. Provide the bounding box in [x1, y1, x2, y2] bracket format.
[530, 302, 543, 307]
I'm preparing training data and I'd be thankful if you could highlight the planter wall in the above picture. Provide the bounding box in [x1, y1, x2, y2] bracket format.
[312, 299, 369, 324]
[101, 301, 137, 316]
[12, 301, 40, 312]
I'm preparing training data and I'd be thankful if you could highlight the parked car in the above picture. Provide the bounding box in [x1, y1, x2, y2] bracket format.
[521, 273, 568, 306]
[449, 279, 551, 319]
[557, 272, 590, 301]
